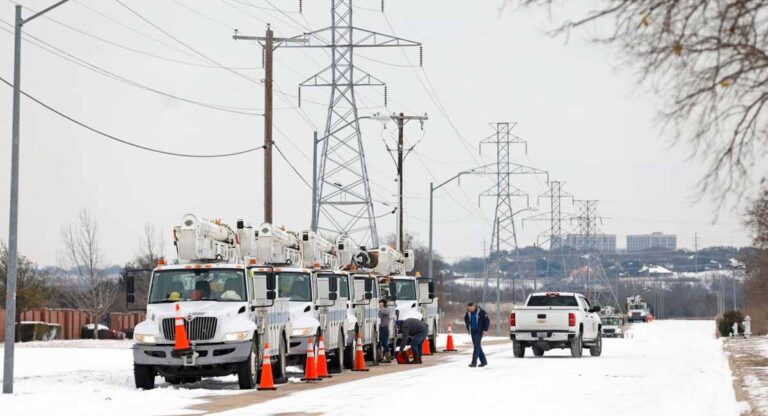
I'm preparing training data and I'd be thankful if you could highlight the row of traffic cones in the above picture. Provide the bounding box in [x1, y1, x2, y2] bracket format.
[247, 324, 462, 391]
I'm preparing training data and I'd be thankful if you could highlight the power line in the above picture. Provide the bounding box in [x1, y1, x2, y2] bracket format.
[0, 75, 264, 158]
[0, 21, 265, 116]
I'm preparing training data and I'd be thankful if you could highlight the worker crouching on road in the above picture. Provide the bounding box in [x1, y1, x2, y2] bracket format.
[396, 318, 429, 364]
[464, 302, 490, 367]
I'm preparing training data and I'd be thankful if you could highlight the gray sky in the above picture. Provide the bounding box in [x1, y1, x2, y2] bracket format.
[0, 0, 751, 267]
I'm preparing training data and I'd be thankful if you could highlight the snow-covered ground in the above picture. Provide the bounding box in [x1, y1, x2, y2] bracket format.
[0, 321, 749, 416]
[215, 321, 746, 416]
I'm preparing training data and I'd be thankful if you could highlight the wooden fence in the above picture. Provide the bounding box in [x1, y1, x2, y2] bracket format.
[0, 309, 144, 341]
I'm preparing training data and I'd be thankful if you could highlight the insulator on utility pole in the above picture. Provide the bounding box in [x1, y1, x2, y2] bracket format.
[262, 46, 266, 68]
[381, 0, 385, 13]
[298, 87, 302, 108]
[384, 85, 388, 107]
[419, 46, 423, 67]
[299, 0, 303, 14]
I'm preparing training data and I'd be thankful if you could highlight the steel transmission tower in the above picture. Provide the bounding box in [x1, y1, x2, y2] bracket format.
[475, 122, 548, 336]
[572, 200, 622, 311]
[524, 180, 573, 283]
[283, 1, 421, 247]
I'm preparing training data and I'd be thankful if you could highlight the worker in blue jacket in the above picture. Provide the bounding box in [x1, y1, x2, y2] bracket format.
[463, 302, 490, 367]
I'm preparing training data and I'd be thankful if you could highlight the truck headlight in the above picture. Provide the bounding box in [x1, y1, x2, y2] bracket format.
[223, 331, 250, 342]
[291, 327, 315, 337]
[135, 334, 156, 344]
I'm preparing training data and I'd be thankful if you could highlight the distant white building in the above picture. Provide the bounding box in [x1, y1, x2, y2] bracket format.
[562, 234, 616, 253]
[627, 232, 677, 252]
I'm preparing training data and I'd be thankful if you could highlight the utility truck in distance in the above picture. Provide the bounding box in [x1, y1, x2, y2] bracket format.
[131, 215, 291, 390]
[509, 292, 602, 358]
[626, 295, 650, 323]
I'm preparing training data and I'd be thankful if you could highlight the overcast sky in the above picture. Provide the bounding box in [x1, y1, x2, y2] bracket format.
[0, 0, 752, 267]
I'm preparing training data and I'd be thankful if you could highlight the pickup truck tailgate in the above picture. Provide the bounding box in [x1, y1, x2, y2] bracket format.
[513, 307, 572, 332]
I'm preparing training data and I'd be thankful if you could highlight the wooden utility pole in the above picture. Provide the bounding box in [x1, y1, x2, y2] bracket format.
[233, 25, 306, 223]
[379, 112, 428, 252]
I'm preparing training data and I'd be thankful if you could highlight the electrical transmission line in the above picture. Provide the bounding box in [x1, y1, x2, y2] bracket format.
[524, 180, 574, 285]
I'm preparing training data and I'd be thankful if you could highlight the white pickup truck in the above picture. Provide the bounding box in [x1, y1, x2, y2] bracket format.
[509, 292, 603, 358]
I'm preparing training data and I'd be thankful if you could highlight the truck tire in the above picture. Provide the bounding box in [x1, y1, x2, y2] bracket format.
[367, 326, 379, 366]
[237, 338, 259, 389]
[532, 346, 545, 357]
[165, 376, 182, 385]
[513, 341, 525, 358]
[329, 329, 345, 374]
[344, 334, 355, 370]
[570, 333, 583, 358]
[428, 320, 438, 353]
[134, 364, 155, 390]
[272, 335, 288, 384]
[589, 332, 603, 357]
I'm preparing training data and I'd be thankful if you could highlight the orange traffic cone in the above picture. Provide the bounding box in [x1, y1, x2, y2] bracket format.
[172, 304, 191, 356]
[422, 335, 433, 356]
[352, 334, 369, 372]
[443, 323, 457, 352]
[301, 338, 321, 382]
[257, 342, 277, 391]
[316, 336, 331, 378]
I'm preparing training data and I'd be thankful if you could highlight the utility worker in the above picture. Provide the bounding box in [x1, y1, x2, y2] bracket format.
[464, 302, 490, 367]
[397, 318, 429, 364]
[378, 299, 394, 363]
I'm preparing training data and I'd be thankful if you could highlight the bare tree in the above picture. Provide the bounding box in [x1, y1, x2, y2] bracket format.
[59, 209, 118, 338]
[745, 186, 768, 333]
[0, 242, 52, 323]
[508, 0, 768, 199]
[135, 223, 165, 269]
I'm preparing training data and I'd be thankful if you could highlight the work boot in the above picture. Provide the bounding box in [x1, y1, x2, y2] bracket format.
[414, 356, 423, 364]
[479, 362, 487, 367]
[469, 363, 477, 368]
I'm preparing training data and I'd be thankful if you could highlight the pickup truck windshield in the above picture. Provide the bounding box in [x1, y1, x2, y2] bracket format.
[394, 280, 416, 300]
[277, 272, 312, 302]
[630, 305, 647, 310]
[149, 269, 246, 303]
[526, 295, 579, 307]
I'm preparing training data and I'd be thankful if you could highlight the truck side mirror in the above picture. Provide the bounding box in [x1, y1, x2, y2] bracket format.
[428, 282, 435, 299]
[266, 274, 277, 291]
[589, 306, 601, 313]
[126, 274, 135, 304]
[388, 281, 397, 300]
[329, 292, 338, 301]
[364, 278, 373, 293]
[266, 290, 276, 300]
[364, 292, 373, 300]
[328, 276, 338, 293]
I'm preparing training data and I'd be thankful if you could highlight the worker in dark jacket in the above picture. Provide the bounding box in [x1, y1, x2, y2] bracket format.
[397, 318, 429, 364]
[464, 302, 490, 367]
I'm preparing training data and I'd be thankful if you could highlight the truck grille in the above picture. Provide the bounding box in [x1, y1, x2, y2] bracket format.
[161, 317, 217, 341]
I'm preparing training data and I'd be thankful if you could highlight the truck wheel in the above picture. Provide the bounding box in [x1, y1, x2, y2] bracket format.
[164, 376, 182, 385]
[589, 332, 603, 357]
[134, 364, 156, 390]
[570, 333, 583, 358]
[237, 338, 259, 389]
[428, 320, 437, 353]
[513, 341, 525, 358]
[532, 346, 545, 357]
[367, 327, 379, 366]
[272, 335, 288, 384]
[344, 334, 355, 370]
[329, 329, 345, 374]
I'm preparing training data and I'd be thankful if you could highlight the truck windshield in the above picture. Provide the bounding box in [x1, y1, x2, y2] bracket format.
[394, 280, 416, 300]
[277, 272, 312, 302]
[149, 269, 246, 303]
[335, 274, 349, 299]
[630, 304, 647, 310]
[601, 317, 621, 326]
[526, 295, 579, 307]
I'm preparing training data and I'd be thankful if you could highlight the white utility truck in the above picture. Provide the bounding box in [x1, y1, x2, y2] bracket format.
[626, 295, 650, 323]
[509, 292, 602, 358]
[374, 246, 439, 352]
[252, 224, 347, 373]
[600, 314, 625, 338]
[131, 215, 291, 390]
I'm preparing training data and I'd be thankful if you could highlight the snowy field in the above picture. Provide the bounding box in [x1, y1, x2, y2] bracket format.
[0, 321, 750, 416]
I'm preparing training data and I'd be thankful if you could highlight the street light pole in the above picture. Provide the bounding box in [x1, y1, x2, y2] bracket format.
[427, 170, 475, 280]
[4, 0, 71, 395]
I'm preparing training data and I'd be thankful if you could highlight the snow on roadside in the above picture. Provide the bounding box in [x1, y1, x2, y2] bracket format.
[0, 341, 243, 416]
[213, 321, 745, 416]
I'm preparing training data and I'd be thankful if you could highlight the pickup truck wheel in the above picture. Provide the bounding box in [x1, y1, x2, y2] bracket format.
[134, 364, 155, 390]
[589, 332, 603, 357]
[570, 333, 583, 358]
[237, 338, 259, 389]
[512, 341, 526, 358]
[532, 346, 545, 357]
[272, 335, 288, 384]
[329, 329, 345, 374]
